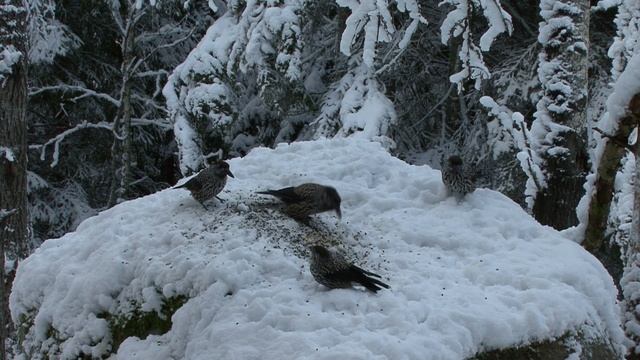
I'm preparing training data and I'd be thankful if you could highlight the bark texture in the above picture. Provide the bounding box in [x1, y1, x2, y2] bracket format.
[0, 0, 29, 357]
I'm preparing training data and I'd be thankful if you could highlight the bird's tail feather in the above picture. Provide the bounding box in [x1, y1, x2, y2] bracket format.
[357, 272, 390, 293]
[353, 265, 382, 278]
[370, 277, 390, 289]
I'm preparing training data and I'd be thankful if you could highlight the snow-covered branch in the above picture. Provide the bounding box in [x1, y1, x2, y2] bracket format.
[481, 96, 546, 209]
[314, 64, 396, 141]
[0, 146, 16, 162]
[131, 117, 172, 129]
[27, 0, 81, 64]
[0, 208, 17, 224]
[0, 1, 27, 85]
[337, 0, 427, 67]
[0, 45, 22, 84]
[440, 0, 512, 91]
[30, 116, 172, 168]
[608, 0, 640, 80]
[29, 85, 121, 106]
[34, 121, 113, 167]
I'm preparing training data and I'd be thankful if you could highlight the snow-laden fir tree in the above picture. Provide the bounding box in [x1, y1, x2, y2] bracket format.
[439, 0, 512, 91]
[164, 0, 306, 174]
[165, 0, 430, 173]
[27, 0, 212, 234]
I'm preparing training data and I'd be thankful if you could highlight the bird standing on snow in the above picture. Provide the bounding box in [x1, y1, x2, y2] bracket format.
[257, 183, 342, 220]
[441, 155, 475, 199]
[174, 160, 234, 209]
[309, 245, 389, 293]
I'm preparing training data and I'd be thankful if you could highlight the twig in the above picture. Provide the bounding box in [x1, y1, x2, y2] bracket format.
[33, 121, 113, 167]
[29, 85, 120, 107]
[593, 126, 635, 152]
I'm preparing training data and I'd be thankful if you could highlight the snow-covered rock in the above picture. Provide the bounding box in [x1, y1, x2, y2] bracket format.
[10, 139, 625, 359]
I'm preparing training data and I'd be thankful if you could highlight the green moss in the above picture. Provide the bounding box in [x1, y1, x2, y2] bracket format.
[104, 294, 188, 353]
[15, 295, 188, 359]
[470, 332, 619, 360]
[15, 313, 34, 357]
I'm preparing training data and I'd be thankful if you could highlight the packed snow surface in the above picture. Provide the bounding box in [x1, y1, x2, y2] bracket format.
[11, 139, 624, 359]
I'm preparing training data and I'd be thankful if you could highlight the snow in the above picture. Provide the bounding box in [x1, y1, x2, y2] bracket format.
[594, 0, 622, 10]
[27, 0, 81, 64]
[0, 45, 22, 83]
[0, 146, 16, 162]
[0, 208, 17, 224]
[478, 0, 513, 52]
[10, 139, 625, 359]
[606, 53, 640, 123]
[608, 0, 640, 80]
[439, 0, 512, 90]
[163, 1, 305, 174]
[336, 0, 426, 67]
[575, 0, 640, 243]
[336, 67, 397, 139]
[480, 96, 546, 210]
[313, 65, 397, 140]
[577, 52, 640, 231]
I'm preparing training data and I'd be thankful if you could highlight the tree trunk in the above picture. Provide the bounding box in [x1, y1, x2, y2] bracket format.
[584, 94, 640, 251]
[624, 140, 640, 359]
[532, 0, 590, 230]
[108, 4, 136, 206]
[0, 1, 30, 357]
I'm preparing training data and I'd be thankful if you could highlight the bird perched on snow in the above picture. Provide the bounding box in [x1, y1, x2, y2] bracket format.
[256, 183, 342, 220]
[174, 160, 234, 209]
[441, 155, 475, 199]
[309, 245, 389, 293]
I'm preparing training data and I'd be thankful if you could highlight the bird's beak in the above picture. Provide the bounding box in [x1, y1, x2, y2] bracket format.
[227, 169, 235, 178]
[336, 207, 342, 219]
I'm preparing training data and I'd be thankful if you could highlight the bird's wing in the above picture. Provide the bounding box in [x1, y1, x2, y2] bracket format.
[324, 266, 363, 283]
[181, 176, 203, 191]
[259, 186, 304, 203]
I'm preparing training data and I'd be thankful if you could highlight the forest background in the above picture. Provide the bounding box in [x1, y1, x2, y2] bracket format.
[2, 0, 640, 357]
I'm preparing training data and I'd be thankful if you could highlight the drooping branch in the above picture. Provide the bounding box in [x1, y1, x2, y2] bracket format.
[32, 121, 113, 167]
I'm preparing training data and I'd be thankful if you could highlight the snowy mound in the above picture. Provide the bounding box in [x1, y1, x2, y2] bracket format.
[11, 139, 624, 359]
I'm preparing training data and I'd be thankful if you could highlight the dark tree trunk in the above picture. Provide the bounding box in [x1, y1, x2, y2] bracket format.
[532, 0, 590, 231]
[0, 0, 30, 357]
[584, 93, 640, 251]
[532, 130, 589, 229]
[623, 138, 640, 360]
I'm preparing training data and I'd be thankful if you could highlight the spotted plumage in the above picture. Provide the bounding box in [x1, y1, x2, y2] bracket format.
[174, 160, 234, 209]
[441, 155, 475, 199]
[257, 183, 342, 220]
[309, 245, 389, 293]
